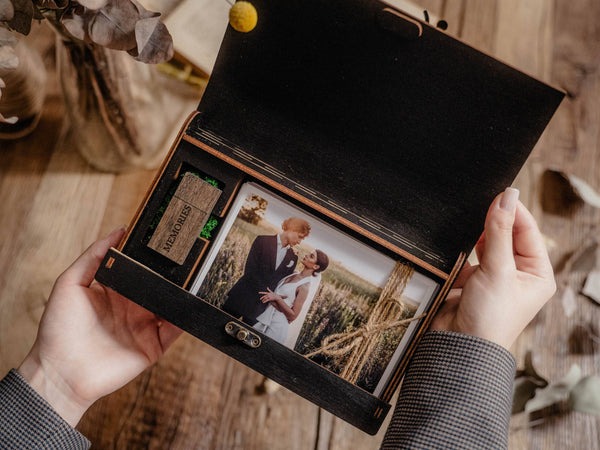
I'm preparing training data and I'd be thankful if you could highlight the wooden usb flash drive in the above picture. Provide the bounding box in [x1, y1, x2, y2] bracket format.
[148, 173, 221, 264]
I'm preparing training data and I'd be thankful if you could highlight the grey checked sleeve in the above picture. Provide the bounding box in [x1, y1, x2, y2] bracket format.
[0, 369, 90, 449]
[382, 330, 516, 450]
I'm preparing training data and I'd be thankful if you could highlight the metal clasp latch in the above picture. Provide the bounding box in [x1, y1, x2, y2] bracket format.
[225, 322, 261, 348]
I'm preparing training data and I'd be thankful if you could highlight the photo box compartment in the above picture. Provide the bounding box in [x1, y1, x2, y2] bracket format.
[95, 0, 564, 435]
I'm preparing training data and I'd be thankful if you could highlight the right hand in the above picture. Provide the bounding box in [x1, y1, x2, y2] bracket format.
[431, 188, 556, 350]
[18, 227, 182, 426]
[259, 288, 279, 303]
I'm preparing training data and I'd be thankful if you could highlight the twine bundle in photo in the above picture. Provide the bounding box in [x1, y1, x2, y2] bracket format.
[305, 262, 422, 384]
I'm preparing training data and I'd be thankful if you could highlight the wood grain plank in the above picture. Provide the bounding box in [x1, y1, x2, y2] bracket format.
[415, 0, 443, 17]
[493, 0, 555, 217]
[0, 25, 116, 377]
[489, 3, 557, 450]
[0, 129, 115, 376]
[3, 2, 599, 449]
[0, 25, 63, 295]
[208, 365, 319, 449]
[321, 395, 396, 449]
[460, 0, 498, 54]
[504, 0, 600, 449]
[494, 0, 554, 82]
[79, 334, 321, 449]
[97, 167, 158, 238]
[439, 0, 465, 37]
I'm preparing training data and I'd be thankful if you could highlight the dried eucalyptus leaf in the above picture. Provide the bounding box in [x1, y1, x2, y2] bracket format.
[130, 0, 159, 20]
[561, 286, 578, 318]
[7, 0, 33, 35]
[513, 377, 542, 414]
[541, 169, 600, 214]
[87, 0, 139, 51]
[516, 351, 549, 387]
[513, 351, 548, 414]
[132, 16, 172, 63]
[77, 0, 108, 10]
[0, 44, 18, 69]
[569, 174, 600, 208]
[61, 6, 87, 41]
[568, 322, 599, 354]
[0, 0, 14, 22]
[559, 239, 599, 276]
[0, 111, 18, 123]
[0, 27, 17, 45]
[569, 376, 600, 415]
[582, 270, 600, 305]
[540, 170, 582, 215]
[570, 241, 598, 273]
[525, 365, 582, 413]
[35, 0, 69, 9]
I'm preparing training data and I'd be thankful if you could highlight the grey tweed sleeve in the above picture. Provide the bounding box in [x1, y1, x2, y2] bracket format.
[0, 369, 90, 449]
[382, 330, 516, 450]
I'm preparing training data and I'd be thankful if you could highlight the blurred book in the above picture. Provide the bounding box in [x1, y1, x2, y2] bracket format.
[163, 0, 231, 76]
[138, 0, 230, 76]
[383, 0, 437, 23]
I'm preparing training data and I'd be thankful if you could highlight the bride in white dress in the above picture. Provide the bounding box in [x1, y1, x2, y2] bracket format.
[254, 249, 329, 346]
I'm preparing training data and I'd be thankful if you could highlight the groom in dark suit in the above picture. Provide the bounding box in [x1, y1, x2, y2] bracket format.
[222, 217, 311, 325]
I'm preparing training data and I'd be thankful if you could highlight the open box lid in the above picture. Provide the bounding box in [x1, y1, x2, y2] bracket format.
[191, 0, 563, 274]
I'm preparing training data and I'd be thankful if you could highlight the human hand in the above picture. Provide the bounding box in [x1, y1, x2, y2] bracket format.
[259, 288, 279, 303]
[431, 188, 556, 350]
[18, 227, 182, 426]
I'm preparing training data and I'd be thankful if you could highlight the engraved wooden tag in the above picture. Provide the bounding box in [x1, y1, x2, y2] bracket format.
[148, 173, 221, 264]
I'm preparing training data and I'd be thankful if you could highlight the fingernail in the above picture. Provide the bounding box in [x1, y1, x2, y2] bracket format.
[110, 225, 127, 235]
[499, 187, 519, 211]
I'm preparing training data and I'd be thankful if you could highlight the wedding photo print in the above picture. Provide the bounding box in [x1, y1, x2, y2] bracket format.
[190, 183, 439, 394]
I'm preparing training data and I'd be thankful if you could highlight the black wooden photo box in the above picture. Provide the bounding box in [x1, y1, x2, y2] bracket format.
[95, 0, 564, 434]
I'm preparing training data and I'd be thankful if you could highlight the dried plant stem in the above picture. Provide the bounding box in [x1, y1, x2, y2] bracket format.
[45, 12, 151, 169]
[86, 45, 141, 156]
[306, 262, 418, 385]
[63, 40, 142, 157]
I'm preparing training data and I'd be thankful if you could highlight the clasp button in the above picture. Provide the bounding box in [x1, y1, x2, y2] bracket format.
[225, 321, 261, 348]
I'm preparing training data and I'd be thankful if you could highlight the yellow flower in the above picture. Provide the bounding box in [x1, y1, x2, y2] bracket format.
[229, 1, 258, 33]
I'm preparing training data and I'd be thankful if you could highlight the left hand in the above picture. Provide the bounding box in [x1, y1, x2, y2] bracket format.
[259, 288, 279, 303]
[18, 227, 183, 426]
[431, 190, 556, 349]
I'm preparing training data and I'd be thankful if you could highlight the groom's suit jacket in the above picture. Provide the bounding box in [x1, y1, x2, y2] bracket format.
[223, 234, 298, 325]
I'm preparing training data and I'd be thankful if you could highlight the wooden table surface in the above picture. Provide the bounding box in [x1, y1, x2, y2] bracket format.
[1, 1, 599, 448]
